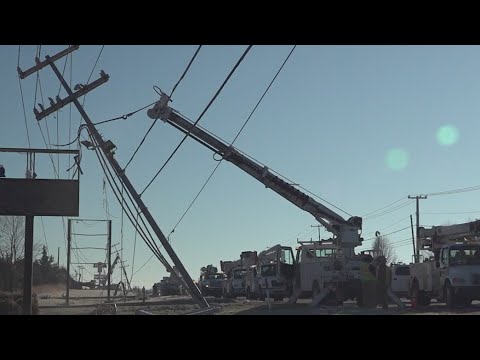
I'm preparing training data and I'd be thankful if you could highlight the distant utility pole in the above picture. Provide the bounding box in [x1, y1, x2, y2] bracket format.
[410, 215, 416, 261]
[408, 195, 427, 263]
[311, 224, 322, 241]
[57, 247, 60, 268]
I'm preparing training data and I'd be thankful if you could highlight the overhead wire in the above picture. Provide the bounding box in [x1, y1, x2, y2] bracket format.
[423, 210, 480, 215]
[363, 225, 410, 242]
[167, 45, 297, 237]
[140, 45, 254, 196]
[363, 216, 411, 237]
[86, 130, 169, 269]
[123, 45, 203, 172]
[362, 197, 406, 218]
[363, 200, 413, 220]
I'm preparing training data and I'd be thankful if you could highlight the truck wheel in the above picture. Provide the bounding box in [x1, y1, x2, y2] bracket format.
[445, 282, 455, 309]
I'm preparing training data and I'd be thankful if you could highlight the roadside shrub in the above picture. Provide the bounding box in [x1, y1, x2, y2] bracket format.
[0, 291, 39, 315]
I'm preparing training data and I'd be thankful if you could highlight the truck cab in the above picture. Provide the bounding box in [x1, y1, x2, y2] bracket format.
[294, 242, 361, 304]
[410, 244, 480, 307]
[199, 272, 225, 298]
[223, 268, 247, 298]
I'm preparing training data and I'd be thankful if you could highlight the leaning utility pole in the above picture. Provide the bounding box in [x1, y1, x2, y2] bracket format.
[18, 46, 209, 309]
[408, 195, 427, 263]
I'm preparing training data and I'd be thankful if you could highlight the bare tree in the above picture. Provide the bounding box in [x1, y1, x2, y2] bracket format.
[372, 235, 398, 265]
[0, 216, 42, 262]
[0, 216, 25, 263]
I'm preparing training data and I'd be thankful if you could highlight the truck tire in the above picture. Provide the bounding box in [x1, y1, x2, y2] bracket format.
[445, 281, 455, 309]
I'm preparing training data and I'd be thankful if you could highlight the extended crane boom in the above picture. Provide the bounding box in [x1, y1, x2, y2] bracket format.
[147, 93, 363, 255]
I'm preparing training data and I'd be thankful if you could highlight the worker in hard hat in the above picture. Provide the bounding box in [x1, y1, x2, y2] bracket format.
[376, 256, 389, 310]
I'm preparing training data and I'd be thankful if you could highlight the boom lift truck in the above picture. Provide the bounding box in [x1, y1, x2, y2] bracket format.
[244, 244, 296, 301]
[198, 265, 225, 298]
[410, 219, 480, 308]
[147, 92, 365, 306]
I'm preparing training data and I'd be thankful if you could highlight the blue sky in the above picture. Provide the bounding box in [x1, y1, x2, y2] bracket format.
[2, 45, 480, 288]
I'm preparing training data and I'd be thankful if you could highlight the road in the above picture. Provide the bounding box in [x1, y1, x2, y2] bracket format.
[37, 291, 480, 315]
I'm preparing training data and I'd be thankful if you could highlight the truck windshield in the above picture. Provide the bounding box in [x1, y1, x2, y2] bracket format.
[449, 247, 480, 266]
[233, 270, 246, 279]
[205, 274, 225, 280]
[260, 264, 276, 276]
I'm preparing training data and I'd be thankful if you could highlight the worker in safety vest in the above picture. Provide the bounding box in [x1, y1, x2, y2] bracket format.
[358, 255, 376, 308]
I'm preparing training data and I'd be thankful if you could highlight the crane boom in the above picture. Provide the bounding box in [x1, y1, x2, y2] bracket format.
[419, 219, 480, 251]
[147, 93, 363, 250]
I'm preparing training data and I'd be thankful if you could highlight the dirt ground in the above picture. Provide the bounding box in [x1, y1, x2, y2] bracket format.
[34, 287, 480, 315]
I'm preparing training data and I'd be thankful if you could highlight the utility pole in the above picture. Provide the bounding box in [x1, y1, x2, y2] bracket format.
[22, 215, 34, 315]
[66, 219, 72, 305]
[410, 215, 416, 261]
[107, 220, 112, 302]
[57, 247, 60, 268]
[311, 224, 322, 241]
[408, 195, 427, 263]
[18, 46, 209, 309]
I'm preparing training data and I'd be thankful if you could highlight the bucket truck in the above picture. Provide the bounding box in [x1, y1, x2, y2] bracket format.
[198, 265, 225, 298]
[147, 92, 364, 306]
[221, 251, 257, 298]
[409, 219, 480, 308]
[244, 244, 295, 301]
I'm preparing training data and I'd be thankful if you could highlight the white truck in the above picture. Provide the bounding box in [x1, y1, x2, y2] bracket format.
[409, 220, 480, 308]
[148, 93, 365, 306]
[244, 244, 295, 301]
[221, 251, 257, 298]
[292, 240, 363, 305]
[390, 263, 410, 299]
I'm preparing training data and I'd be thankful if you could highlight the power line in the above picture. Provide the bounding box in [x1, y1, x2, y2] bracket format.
[53, 103, 156, 147]
[140, 45, 254, 196]
[362, 197, 405, 218]
[170, 45, 203, 98]
[423, 210, 480, 215]
[363, 226, 410, 242]
[123, 45, 203, 171]
[363, 200, 413, 220]
[414, 184, 480, 197]
[85, 45, 105, 86]
[86, 131, 169, 270]
[364, 216, 411, 237]
[167, 45, 296, 236]
[131, 254, 155, 278]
